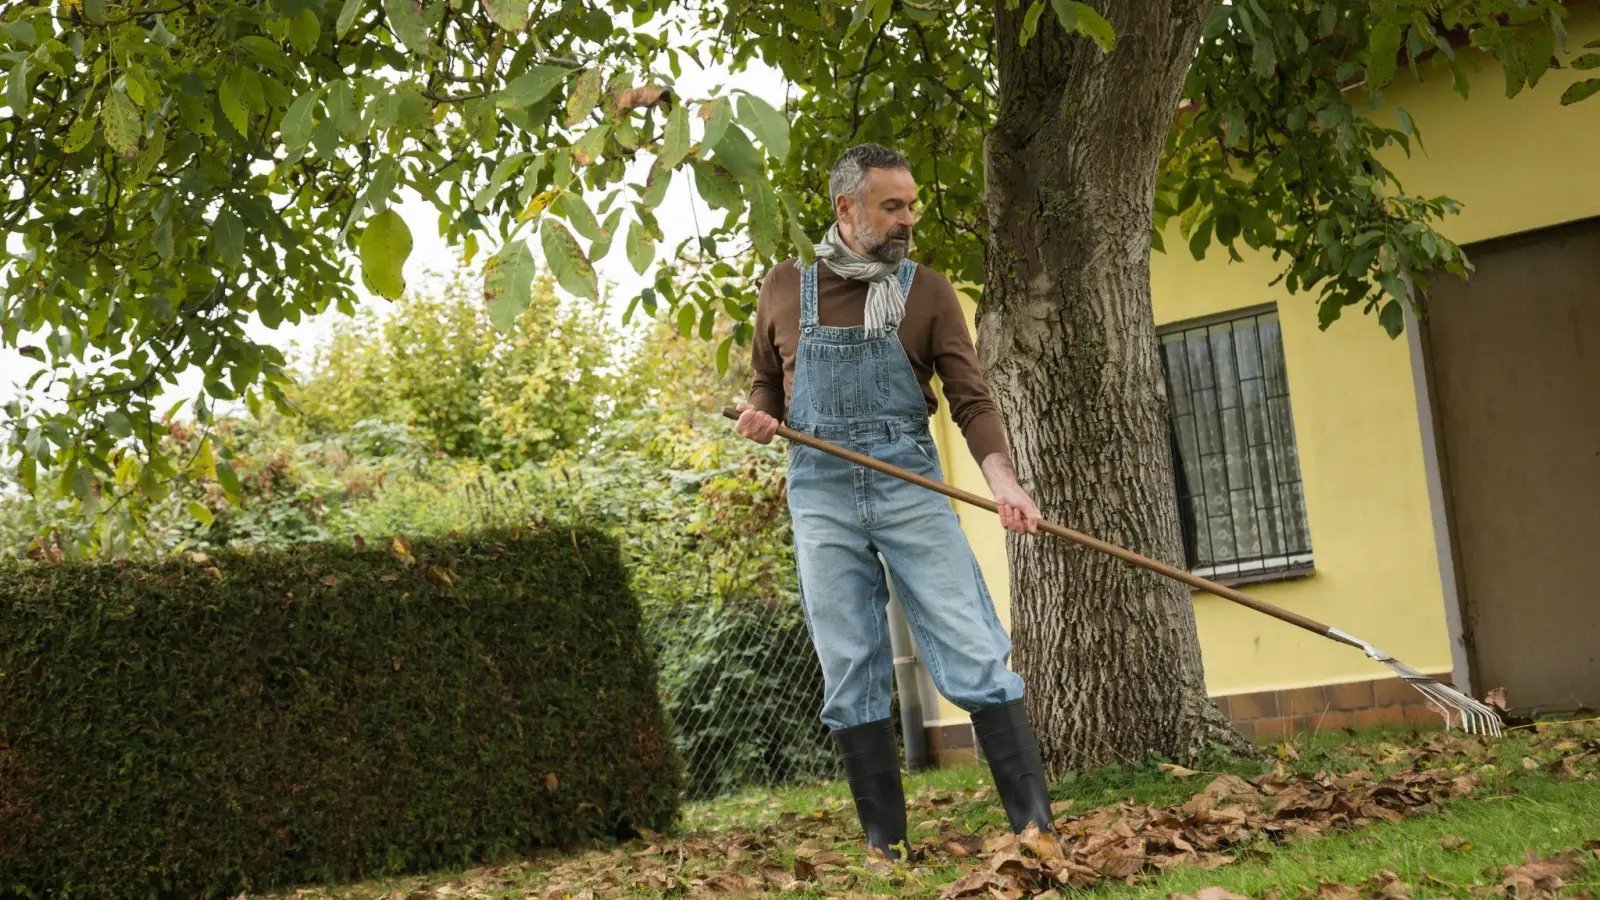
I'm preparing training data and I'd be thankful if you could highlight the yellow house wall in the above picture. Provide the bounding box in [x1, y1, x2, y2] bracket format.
[924, 9, 1600, 723]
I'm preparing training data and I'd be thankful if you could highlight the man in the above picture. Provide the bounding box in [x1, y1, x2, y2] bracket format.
[734, 143, 1054, 860]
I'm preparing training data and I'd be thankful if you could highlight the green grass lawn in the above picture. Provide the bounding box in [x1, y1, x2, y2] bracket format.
[274, 721, 1600, 899]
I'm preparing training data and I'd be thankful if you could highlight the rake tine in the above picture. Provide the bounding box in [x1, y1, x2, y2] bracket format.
[1326, 629, 1505, 738]
[1398, 668, 1503, 737]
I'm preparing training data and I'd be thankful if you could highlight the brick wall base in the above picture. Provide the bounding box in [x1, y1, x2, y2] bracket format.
[919, 671, 1450, 767]
[1214, 671, 1451, 739]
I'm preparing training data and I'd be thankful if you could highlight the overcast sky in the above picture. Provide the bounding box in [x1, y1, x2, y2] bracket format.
[0, 51, 789, 418]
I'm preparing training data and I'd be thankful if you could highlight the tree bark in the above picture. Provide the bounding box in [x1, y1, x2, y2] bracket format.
[979, 0, 1253, 773]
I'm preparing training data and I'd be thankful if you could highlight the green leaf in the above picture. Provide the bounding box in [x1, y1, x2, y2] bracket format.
[1068, 2, 1115, 52]
[641, 165, 671, 211]
[564, 68, 603, 128]
[382, 0, 431, 56]
[1573, 54, 1600, 71]
[540, 219, 598, 298]
[187, 501, 214, 526]
[1020, 0, 1047, 46]
[571, 124, 611, 166]
[712, 126, 765, 183]
[484, 0, 530, 32]
[626, 220, 654, 275]
[497, 65, 568, 108]
[138, 463, 169, 502]
[219, 70, 250, 137]
[18, 455, 35, 494]
[62, 110, 96, 153]
[1561, 77, 1600, 105]
[84, 0, 106, 23]
[1379, 300, 1404, 338]
[6, 20, 35, 46]
[1214, 209, 1240, 246]
[1366, 22, 1402, 87]
[654, 103, 692, 173]
[212, 208, 245, 266]
[18, 345, 44, 361]
[1188, 216, 1213, 261]
[216, 460, 243, 503]
[1252, 37, 1276, 77]
[238, 36, 290, 73]
[483, 239, 537, 332]
[289, 10, 321, 54]
[1313, 2, 1336, 37]
[780, 190, 815, 263]
[735, 93, 790, 162]
[676, 303, 696, 336]
[693, 161, 743, 212]
[716, 335, 733, 376]
[844, 0, 878, 43]
[722, 296, 750, 321]
[336, 0, 364, 37]
[747, 179, 782, 259]
[6, 59, 31, 114]
[101, 89, 141, 155]
[148, 16, 177, 46]
[699, 304, 715, 340]
[698, 97, 733, 154]
[1528, 27, 1555, 88]
[280, 88, 320, 149]
[552, 192, 602, 242]
[359, 208, 412, 299]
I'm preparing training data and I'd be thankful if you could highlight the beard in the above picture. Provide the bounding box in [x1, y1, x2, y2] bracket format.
[852, 213, 913, 264]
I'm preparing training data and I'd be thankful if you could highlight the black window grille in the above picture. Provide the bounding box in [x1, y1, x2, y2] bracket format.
[1158, 305, 1313, 579]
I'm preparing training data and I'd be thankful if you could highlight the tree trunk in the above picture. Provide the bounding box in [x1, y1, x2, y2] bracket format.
[978, 0, 1252, 774]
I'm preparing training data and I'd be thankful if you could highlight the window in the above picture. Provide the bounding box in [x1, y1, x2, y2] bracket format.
[1158, 305, 1313, 582]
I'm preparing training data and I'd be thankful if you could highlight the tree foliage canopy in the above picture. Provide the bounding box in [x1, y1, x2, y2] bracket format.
[1, 0, 1594, 522]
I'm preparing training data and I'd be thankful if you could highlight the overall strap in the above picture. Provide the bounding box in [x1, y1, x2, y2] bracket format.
[895, 259, 918, 298]
[799, 262, 821, 330]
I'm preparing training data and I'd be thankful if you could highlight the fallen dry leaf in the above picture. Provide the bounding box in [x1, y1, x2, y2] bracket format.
[1496, 847, 1589, 899]
[1360, 869, 1412, 899]
[1162, 763, 1202, 780]
[938, 869, 1008, 899]
[1440, 834, 1474, 852]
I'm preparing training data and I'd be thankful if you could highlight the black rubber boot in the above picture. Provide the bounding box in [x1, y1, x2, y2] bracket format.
[972, 699, 1054, 833]
[832, 718, 908, 859]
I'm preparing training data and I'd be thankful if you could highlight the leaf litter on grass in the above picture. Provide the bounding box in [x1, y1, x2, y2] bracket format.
[1173, 843, 1600, 900]
[270, 721, 1600, 900]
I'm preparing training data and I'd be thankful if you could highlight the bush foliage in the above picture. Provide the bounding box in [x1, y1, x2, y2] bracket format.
[0, 527, 680, 898]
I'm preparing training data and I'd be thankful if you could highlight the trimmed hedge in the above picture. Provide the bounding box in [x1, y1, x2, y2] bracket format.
[0, 527, 680, 898]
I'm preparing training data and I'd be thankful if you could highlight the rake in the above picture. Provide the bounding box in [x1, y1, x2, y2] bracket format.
[720, 407, 1503, 738]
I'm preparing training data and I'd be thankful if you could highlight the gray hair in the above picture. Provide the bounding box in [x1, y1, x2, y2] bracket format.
[828, 143, 910, 207]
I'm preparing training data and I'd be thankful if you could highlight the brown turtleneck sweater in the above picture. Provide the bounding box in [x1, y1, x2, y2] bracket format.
[746, 260, 1010, 464]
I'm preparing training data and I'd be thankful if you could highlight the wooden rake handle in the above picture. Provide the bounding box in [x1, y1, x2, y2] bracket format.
[720, 406, 1345, 644]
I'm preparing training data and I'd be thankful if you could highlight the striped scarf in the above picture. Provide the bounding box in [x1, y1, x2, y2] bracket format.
[814, 223, 907, 339]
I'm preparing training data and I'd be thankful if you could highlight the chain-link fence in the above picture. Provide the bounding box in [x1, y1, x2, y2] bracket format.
[643, 560, 931, 803]
[646, 596, 840, 800]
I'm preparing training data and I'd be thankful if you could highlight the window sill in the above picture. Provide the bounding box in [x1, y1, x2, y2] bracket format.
[1188, 563, 1316, 590]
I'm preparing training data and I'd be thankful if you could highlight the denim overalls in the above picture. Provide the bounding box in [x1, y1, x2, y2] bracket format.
[786, 260, 1025, 731]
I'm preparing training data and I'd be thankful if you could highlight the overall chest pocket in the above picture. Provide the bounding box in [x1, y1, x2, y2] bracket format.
[801, 341, 893, 418]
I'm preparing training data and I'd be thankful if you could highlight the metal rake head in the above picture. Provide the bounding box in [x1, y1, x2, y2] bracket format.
[1383, 658, 1505, 737]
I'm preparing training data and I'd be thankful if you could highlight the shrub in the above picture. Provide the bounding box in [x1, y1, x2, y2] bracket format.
[0, 527, 680, 899]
